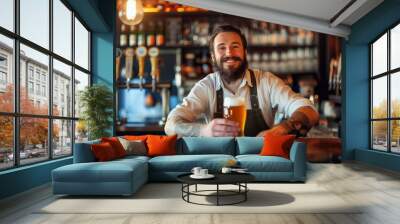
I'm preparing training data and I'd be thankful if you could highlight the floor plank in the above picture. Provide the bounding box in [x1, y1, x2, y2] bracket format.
[1, 162, 400, 224]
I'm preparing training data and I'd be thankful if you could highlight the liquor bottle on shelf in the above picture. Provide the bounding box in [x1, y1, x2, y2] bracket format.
[201, 50, 211, 74]
[278, 25, 289, 45]
[182, 52, 196, 78]
[128, 25, 137, 47]
[120, 24, 127, 47]
[156, 21, 165, 46]
[137, 23, 146, 47]
[165, 17, 182, 46]
[146, 21, 156, 47]
[269, 23, 279, 46]
[182, 22, 192, 46]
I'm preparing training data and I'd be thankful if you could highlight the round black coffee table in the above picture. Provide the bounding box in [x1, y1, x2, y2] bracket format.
[177, 173, 255, 206]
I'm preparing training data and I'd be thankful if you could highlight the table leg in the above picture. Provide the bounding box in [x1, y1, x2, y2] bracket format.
[245, 183, 247, 201]
[217, 184, 219, 206]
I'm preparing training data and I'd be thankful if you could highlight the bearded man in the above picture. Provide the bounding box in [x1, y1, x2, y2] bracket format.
[165, 25, 319, 137]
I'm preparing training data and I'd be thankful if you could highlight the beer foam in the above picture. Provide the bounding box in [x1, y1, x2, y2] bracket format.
[224, 96, 245, 107]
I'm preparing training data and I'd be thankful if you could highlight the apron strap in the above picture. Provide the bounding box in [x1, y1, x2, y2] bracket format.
[249, 69, 261, 111]
[214, 87, 224, 118]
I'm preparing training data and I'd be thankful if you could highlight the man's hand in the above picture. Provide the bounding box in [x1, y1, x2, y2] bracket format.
[200, 119, 240, 137]
[257, 106, 319, 137]
[256, 123, 292, 137]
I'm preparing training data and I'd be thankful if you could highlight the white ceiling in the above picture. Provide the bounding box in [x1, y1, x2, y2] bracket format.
[225, 0, 352, 22]
[169, 0, 384, 38]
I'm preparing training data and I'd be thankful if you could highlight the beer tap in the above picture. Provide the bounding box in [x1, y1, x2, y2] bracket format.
[115, 48, 123, 84]
[124, 48, 135, 89]
[135, 46, 147, 89]
[149, 47, 160, 92]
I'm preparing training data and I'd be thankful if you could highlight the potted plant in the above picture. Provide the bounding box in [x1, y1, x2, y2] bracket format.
[79, 84, 113, 140]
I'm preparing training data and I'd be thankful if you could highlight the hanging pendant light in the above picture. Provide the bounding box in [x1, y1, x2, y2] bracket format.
[117, 0, 144, 26]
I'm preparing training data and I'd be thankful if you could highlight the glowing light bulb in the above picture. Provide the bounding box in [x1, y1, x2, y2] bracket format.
[118, 0, 144, 26]
[126, 0, 136, 20]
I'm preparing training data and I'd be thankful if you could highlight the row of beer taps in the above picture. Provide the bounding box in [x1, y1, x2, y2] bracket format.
[115, 46, 161, 92]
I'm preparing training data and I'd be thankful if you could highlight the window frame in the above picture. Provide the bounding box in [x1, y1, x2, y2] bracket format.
[0, 0, 92, 171]
[370, 20, 400, 154]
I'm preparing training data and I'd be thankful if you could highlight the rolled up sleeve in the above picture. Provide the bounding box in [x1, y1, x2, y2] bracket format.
[268, 74, 316, 117]
[165, 80, 211, 136]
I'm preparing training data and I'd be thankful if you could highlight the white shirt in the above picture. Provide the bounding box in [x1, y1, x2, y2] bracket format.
[165, 69, 316, 136]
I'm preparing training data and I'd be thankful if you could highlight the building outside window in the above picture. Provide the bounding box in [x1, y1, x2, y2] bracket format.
[370, 22, 400, 154]
[28, 81, 34, 94]
[0, 54, 7, 90]
[28, 66, 34, 80]
[41, 73, 46, 83]
[0, 71, 6, 84]
[41, 85, 46, 97]
[0, 0, 91, 170]
[35, 70, 40, 81]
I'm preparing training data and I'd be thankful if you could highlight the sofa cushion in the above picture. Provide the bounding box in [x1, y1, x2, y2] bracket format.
[148, 154, 235, 172]
[115, 155, 150, 163]
[91, 142, 118, 161]
[236, 155, 293, 172]
[147, 135, 177, 157]
[236, 137, 263, 155]
[52, 160, 145, 183]
[260, 134, 296, 159]
[124, 135, 148, 141]
[177, 137, 235, 155]
[118, 137, 147, 156]
[101, 137, 127, 158]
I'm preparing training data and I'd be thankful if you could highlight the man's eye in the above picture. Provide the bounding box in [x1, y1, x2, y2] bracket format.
[218, 47, 226, 51]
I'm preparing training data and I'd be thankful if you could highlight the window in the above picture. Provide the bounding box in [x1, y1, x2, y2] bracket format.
[42, 85, 46, 97]
[0, 0, 91, 170]
[41, 73, 46, 83]
[20, 0, 49, 49]
[35, 70, 41, 81]
[74, 18, 90, 70]
[0, 54, 7, 87]
[0, 0, 14, 32]
[28, 67, 34, 80]
[0, 35, 13, 113]
[0, 71, 6, 84]
[28, 81, 34, 94]
[371, 23, 400, 154]
[53, 0, 72, 60]
[35, 83, 40, 95]
[0, 54, 7, 67]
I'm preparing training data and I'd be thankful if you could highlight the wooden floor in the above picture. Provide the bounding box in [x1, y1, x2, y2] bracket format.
[1, 162, 400, 224]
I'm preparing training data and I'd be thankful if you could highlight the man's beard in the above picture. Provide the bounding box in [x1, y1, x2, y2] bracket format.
[213, 55, 248, 83]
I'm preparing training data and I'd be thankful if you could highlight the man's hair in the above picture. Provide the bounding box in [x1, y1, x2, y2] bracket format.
[208, 25, 247, 55]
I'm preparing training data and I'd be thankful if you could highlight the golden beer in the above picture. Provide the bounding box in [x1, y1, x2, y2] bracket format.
[224, 97, 247, 136]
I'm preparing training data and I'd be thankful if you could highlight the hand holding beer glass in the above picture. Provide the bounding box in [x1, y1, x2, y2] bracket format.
[224, 96, 247, 136]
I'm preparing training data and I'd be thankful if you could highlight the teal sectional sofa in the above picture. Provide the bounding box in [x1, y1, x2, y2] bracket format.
[52, 137, 307, 196]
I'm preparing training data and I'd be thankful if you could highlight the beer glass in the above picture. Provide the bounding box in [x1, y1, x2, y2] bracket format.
[224, 96, 247, 136]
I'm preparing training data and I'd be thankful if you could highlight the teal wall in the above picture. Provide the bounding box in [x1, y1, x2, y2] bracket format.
[0, 0, 115, 200]
[344, 0, 400, 171]
[0, 158, 72, 199]
[91, 0, 116, 135]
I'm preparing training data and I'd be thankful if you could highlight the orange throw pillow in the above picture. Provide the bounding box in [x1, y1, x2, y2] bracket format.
[91, 142, 117, 161]
[124, 135, 148, 142]
[260, 133, 296, 159]
[146, 135, 177, 157]
[101, 137, 126, 158]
